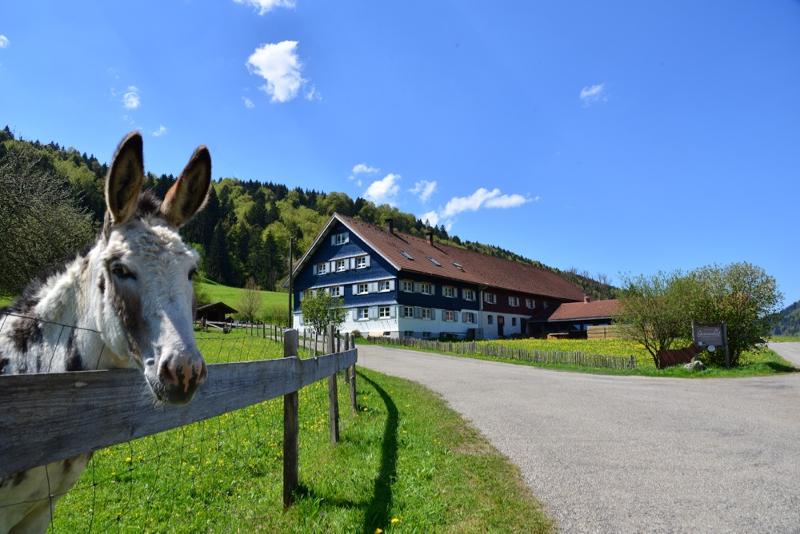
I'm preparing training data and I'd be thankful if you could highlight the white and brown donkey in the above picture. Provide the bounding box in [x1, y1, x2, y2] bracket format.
[0, 132, 211, 533]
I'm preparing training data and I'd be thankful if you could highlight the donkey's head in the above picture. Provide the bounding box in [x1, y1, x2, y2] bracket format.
[91, 132, 210, 404]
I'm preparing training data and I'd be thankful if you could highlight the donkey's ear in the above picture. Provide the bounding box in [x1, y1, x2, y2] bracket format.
[106, 132, 145, 225]
[160, 145, 211, 227]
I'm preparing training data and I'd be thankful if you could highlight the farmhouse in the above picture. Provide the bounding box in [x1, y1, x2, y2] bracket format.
[292, 213, 615, 339]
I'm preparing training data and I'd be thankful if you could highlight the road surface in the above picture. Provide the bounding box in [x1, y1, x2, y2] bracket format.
[358, 344, 800, 533]
[770, 342, 800, 369]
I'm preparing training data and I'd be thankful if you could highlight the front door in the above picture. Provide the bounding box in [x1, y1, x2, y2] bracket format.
[497, 315, 505, 337]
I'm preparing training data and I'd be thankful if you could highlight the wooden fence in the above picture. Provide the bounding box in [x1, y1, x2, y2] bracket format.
[369, 336, 636, 369]
[0, 327, 357, 508]
[586, 325, 623, 339]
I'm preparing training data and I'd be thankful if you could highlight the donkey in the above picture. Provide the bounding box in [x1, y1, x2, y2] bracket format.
[0, 132, 211, 533]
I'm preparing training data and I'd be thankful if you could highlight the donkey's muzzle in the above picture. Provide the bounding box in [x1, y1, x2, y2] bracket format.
[156, 353, 207, 404]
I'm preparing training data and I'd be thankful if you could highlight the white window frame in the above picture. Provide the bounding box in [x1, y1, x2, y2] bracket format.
[443, 310, 456, 322]
[357, 307, 369, 320]
[400, 280, 414, 292]
[356, 283, 369, 295]
[356, 256, 367, 269]
[484, 292, 496, 304]
[329, 286, 342, 298]
[421, 308, 433, 320]
[443, 286, 456, 298]
[463, 311, 477, 324]
[335, 259, 347, 272]
[316, 262, 328, 275]
[378, 280, 392, 292]
[509, 296, 520, 307]
[332, 232, 349, 245]
[403, 306, 414, 318]
[526, 298, 535, 309]
[379, 306, 391, 319]
[419, 282, 433, 295]
[463, 288, 476, 301]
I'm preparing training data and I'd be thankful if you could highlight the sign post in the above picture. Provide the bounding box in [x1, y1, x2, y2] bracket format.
[692, 322, 730, 368]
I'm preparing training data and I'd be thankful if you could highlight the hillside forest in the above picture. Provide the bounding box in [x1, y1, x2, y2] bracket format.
[0, 126, 617, 299]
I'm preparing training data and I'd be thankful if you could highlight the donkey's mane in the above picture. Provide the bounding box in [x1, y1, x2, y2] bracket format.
[3, 191, 166, 317]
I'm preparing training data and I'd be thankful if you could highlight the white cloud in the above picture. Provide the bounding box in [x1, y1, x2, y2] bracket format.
[421, 187, 533, 228]
[234, 0, 295, 15]
[122, 86, 140, 109]
[0, 35, 9, 49]
[246, 41, 305, 103]
[420, 210, 439, 227]
[579, 83, 606, 105]
[304, 85, 321, 101]
[242, 96, 255, 109]
[410, 180, 437, 203]
[352, 163, 379, 174]
[152, 125, 167, 137]
[364, 173, 401, 206]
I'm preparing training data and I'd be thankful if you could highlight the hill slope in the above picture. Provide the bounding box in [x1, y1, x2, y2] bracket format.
[773, 300, 800, 336]
[0, 126, 615, 300]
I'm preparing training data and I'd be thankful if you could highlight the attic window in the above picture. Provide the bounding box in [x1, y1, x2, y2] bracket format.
[401, 251, 415, 260]
[427, 257, 442, 267]
[452, 262, 464, 271]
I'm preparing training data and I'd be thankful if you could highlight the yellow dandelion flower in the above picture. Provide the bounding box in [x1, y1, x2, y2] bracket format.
[390, 517, 400, 525]
[374, 529, 383, 534]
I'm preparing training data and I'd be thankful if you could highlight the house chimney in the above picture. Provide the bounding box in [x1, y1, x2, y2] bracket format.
[584, 294, 591, 303]
[386, 218, 394, 234]
[426, 230, 434, 246]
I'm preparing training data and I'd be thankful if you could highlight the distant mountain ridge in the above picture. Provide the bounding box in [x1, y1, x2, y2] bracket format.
[0, 126, 616, 300]
[773, 300, 800, 336]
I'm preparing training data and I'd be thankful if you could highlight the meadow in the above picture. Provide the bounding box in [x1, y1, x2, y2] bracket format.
[366, 337, 795, 378]
[48, 329, 550, 533]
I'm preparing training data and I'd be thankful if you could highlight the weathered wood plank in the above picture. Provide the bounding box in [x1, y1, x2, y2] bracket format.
[0, 349, 356, 478]
[327, 326, 340, 444]
[282, 329, 299, 508]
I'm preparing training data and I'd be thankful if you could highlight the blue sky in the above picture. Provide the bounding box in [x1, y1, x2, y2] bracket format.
[1, 1, 798, 304]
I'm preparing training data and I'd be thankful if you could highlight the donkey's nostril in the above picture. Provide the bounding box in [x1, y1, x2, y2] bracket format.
[157, 358, 179, 385]
[145, 358, 155, 367]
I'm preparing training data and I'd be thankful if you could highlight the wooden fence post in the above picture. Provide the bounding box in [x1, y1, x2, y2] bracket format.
[346, 333, 357, 414]
[283, 329, 299, 508]
[327, 325, 340, 444]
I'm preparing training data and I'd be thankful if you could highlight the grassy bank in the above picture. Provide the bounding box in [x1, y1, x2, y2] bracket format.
[769, 335, 800, 343]
[51, 331, 550, 533]
[362, 337, 796, 379]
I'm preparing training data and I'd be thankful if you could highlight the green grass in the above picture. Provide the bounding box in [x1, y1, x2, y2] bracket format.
[197, 278, 288, 308]
[0, 295, 13, 308]
[769, 335, 800, 343]
[362, 337, 796, 378]
[51, 331, 550, 533]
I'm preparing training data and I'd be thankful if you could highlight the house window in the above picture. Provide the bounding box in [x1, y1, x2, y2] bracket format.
[512, 317, 517, 326]
[421, 308, 433, 320]
[463, 311, 477, 323]
[526, 298, 535, 309]
[543, 301, 549, 309]
[487, 314, 494, 325]
[356, 256, 367, 269]
[509, 296, 520, 307]
[443, 286, 456, 298]
[332, 232, 349, 245]
[379, 306, 391, 319]
[401, 251, 415, 260]
[484, 292, 496, 304]
[443, 310, 456, 322]
[452, 262, 464, 271]
[418, 282, 434, 295]
[316, 262, 328, 275]
[335, 259, 347, 272]
[427, 257, 442, 266]
[403, 330, 414, 337]
[403, 306, 414, 318]
[400, 280, 414, 292]
[357, 307, 369, 320]
[329, 286, 342, 298]
[463, 289, 476, 301]
[378, 280, 392, 292]
[357, 283, 369, 295]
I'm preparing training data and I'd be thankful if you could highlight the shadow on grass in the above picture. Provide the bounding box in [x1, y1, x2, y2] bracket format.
[765, 361, 798, 373]
[357, 372, 398, 534]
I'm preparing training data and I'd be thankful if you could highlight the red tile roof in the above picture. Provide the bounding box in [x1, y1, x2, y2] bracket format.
[335, 214, 586, 301]
[546, 299, 620, 321]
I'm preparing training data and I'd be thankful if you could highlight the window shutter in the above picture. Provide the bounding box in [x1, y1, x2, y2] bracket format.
[338, 286, 344, 297]
[331, 235, 336, 246]
[352, 284, 359, 294]
[390, 306, 396, 318]
[369, 306, 378, 319]
[414, 282, 421, 293]
[453, 311, 458, 322]
[312, 264, 318, 275]
[462, 311, 467, 322]
[350, 257, 356, 269]
[364, 255, 371, 268]
[414, 307, 421, 319]
[344, 233, 349, 244]
[369, 282, 379, 293]
[388, 279, 395, 291]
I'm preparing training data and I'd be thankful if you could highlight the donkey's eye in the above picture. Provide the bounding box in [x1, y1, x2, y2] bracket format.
[111, 264, 137, 280]
[188, 268, 197, 281]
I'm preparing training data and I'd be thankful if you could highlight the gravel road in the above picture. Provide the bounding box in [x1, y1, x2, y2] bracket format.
[358, 345, 800, 533]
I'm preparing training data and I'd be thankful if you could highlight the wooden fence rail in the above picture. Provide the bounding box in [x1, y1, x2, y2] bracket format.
[0, 329, 357, 509]
[368, 336, 636, 369]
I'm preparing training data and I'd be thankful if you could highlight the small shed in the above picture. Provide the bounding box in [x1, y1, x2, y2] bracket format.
[526, 298, 620, 338]
[196, 302, 238, 322]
